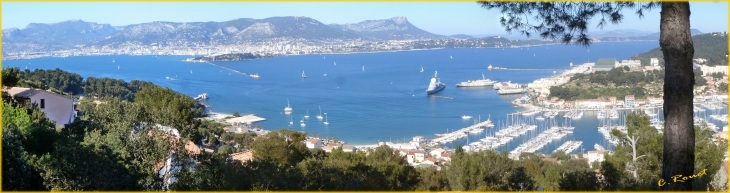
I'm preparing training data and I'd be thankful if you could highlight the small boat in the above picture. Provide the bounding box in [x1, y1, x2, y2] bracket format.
[334, 61, 336, 66]
[284, 99, 292, 114]
[118, 65, 120, 70]
[362, 66, 365, 71]
[250, 73, 260, 78]
[289, 117, 293, 125]
[324, 113, 329, 125]
[488, 64, 507, 70]
[450, 55, 453, 59]
[316, 106, 324, 120]
[462, 115, 473, 119]
[190, 70, 193, 74]
[324, 70, 328, 77]
[304, 110, 310, 119]
[420, 66, 424, 73]
[302, 71, 307, 78]
[300, 116, 304, 123]
[113, 59, 115, 63]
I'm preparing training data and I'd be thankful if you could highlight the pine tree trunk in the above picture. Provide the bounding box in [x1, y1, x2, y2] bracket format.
[659, 2, 695, 191]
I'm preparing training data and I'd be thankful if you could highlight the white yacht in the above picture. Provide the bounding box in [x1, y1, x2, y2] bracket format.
[284, 99, 292, 114]
[324, 113, 329, 125]
[462, 115, 473, 119]
[316, 106, 324, 120]
[324, 70, 328, 76]
[304, 110, 310, 119]
[420, 66, 424, 72]
[302, 71, 307, 78]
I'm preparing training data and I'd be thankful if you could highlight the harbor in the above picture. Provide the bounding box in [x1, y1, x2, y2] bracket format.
[429, 117, 495, 146]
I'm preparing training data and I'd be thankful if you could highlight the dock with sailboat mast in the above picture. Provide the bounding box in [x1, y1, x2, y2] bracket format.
[429, 117, 495, 145]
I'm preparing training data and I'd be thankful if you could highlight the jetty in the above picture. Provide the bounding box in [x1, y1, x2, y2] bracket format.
[224, 114, 267, 125]
[201, 62, 258, 78]
[430, 119, 494, 145]
[553, 140, 583, 154]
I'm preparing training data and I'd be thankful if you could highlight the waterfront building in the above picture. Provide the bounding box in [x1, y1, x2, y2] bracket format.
[618, 59, 641, 70]
[306, 138, 322, 149]
[625, 95, 635, 108]
[430, 148, 446, 159]
[593, 58, 616, 72]
[586, 150, 611, 168]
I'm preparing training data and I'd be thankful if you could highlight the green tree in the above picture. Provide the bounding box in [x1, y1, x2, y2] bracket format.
[692, 124, 727, 190]
[479, 2, 696, 190]
[218, 145, 234, 154]
[251, 129, 311, 167]
[2, 127, 32, 190]
[2, 66, 21, 87]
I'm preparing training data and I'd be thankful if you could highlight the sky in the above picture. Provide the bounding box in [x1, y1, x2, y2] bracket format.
[2, 2, 728, 36]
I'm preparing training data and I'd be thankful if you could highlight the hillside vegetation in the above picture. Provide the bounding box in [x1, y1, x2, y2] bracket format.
[631, 32, 728, 66]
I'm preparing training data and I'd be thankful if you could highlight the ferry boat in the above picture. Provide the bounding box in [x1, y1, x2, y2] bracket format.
[456, 73, 498, 87]
[488, 63, 507, 70]
[426, 71, 446, 95]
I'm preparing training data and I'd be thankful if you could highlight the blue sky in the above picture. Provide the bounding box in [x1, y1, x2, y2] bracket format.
[3, 2, 727, 36]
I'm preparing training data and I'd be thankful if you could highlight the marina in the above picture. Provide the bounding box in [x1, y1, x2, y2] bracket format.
[430, 116, 495, 145]
[553, 140, 583, 154]
[10, 41, 724, 150]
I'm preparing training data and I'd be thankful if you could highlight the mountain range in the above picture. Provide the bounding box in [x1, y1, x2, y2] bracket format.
[3, 16, 703, 53]
[3, 16, 445, 52]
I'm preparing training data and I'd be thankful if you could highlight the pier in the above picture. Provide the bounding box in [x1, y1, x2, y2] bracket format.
[201, 62, 258, 78]
[429, 119, 494, 145]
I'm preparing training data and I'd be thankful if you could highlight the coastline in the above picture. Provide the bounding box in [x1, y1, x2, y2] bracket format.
[3, 40, 650, 61]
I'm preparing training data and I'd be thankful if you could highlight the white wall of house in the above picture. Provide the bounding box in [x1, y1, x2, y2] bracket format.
[28, 90, 74, 127]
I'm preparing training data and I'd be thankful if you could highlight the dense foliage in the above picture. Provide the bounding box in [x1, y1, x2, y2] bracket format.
[18, 68, 85, 95]
[550, 68, 664, 100]
[84, 77, 153, 101]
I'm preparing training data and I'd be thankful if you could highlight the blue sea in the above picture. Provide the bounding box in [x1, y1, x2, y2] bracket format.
[5, 41, 727, 154]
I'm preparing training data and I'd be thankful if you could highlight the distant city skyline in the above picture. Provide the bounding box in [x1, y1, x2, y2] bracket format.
[3, 2, 728, 36]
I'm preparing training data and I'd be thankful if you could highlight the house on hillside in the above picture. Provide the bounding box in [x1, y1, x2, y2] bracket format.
[3, 87, 75, 127]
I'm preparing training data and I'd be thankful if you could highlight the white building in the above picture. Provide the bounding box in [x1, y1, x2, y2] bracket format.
[618, 60, 641, 70]
[4, 87, 75, 127]
[650, 58, 659, 67]
[586, 150, 610, 168]
[430, 148, 446, 159]
[625, 95, 635, 108]
[306, 138, 322, 149]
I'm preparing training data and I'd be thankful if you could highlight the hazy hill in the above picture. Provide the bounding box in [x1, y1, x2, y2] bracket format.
[328, 16, 443, 40]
